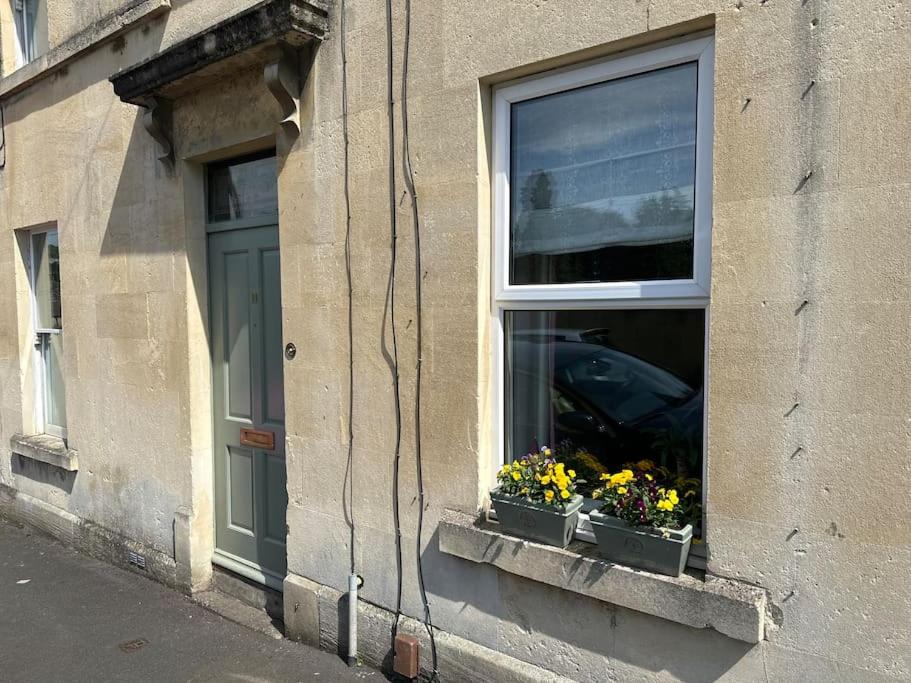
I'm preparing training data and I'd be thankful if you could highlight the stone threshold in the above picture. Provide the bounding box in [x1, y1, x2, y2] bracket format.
[438, 509, 766, 644]
[11, 433, 78, 471]
[0, 0, 171, 100]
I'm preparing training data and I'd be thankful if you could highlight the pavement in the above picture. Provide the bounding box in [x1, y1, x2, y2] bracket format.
[0, 517, 383, 682]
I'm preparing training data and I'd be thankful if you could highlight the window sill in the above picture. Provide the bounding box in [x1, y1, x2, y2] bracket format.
[10, 433, 78, 472]
[438, 510, 766, 644]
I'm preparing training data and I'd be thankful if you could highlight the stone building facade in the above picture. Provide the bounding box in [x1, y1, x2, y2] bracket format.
[0, 1, 908, 680]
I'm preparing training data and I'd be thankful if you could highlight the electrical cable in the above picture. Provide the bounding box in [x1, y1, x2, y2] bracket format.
[401, 0, 439, 678]
[339, 0, 355, 578]
[385, 0, 406, 641]
[0, 103, 6, 169]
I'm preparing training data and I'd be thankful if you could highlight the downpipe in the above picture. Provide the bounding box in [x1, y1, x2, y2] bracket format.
[347, 573, 360, 666]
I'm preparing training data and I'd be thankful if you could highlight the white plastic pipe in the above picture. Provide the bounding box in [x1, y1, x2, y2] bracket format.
[347, 573, 358, 666]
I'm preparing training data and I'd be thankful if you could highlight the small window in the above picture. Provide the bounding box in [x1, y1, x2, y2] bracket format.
[206, 151, 278, 225]
[30, 227, 66, 438]
[12, 0, 41, 66]
[493, 37, 714, 544]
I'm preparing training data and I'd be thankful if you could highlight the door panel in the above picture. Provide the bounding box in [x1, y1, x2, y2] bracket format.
[209, 226, 286, 581]
[224, 251, 253, 421]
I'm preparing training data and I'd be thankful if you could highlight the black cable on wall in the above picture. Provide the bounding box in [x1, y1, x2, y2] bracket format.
[384, 0, 406, 641]
[401, 0, 439, 676]
[339, 0, 356, 578]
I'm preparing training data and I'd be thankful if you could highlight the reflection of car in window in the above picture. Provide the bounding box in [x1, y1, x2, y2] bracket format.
[510, 338, 703, 474]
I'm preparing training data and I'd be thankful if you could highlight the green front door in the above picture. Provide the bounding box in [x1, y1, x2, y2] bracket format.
[209, 225, 287, 587]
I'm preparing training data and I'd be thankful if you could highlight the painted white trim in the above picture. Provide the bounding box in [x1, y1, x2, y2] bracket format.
[489, 36, 715, 558]
[492, 35, 714, 302]
[27, 226, 66, 439]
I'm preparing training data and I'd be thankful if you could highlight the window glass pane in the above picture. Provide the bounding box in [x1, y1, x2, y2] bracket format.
[32, 230, 62, 329]
[509, 62, 698, 285]
[24, 0, 38, 60]
[44, 333, 66, 430]
[207, 152, 278, 223]
[505, 309, 704, 503]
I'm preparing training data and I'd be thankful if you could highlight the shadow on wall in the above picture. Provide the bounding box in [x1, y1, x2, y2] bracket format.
[11, 455, 76, 494]
[419, 528, 755, 680]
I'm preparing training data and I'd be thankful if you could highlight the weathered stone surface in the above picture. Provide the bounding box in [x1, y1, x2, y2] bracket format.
[282, 572, 321, 647]
[1, 0, 909, 681]
[110, 0, 329, 105]
[10, 433, 79, 471]
[0, 0, 171, 99]
[439, 510, 766, 644]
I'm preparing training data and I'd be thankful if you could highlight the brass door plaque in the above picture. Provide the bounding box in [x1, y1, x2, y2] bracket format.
[240, 428, 275, 450]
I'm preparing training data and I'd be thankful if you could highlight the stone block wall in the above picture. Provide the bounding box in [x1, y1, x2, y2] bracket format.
[0, 1, 908, 680]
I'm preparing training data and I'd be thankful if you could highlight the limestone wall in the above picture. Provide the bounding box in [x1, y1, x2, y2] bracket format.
[0, 0, 908, 680]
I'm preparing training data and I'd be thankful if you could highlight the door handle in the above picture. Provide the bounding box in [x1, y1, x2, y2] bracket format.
[240, 428, 275, 450]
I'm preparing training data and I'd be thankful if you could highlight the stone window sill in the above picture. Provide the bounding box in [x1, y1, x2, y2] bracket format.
[10, 434, 78, 472]
[438, 510, 766, 644]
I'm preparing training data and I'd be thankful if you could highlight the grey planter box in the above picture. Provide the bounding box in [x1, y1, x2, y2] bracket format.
[490, 487, 583, 548]
[589, 510, 693, 577]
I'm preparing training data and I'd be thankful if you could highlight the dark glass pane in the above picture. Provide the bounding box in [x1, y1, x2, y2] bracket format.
[509, 63, 698, 285]
[207, 152, 278, 223]
[33, 230, 62, 329]
[505, 309, 704, 499]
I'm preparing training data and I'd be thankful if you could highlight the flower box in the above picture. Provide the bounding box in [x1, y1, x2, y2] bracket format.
[490, 487, 583, 548]
[588, 510, 692, 577]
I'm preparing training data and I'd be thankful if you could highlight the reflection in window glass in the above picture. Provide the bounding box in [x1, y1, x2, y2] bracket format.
[44, 332, 66, 429]
[509, 63, 698, 285]
[30, 229, 66, 435]
[505, 309, 704, 496]
[207, 152, 278, 223]
[32, 230, 62, 330]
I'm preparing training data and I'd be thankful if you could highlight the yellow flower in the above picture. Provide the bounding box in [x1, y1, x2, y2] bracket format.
[668, 490, 680, 505]
[542, 447, 552, 456]
[544, 489, 555, 502]
[560, 489, 570, 499]
[657, 499, 674, 511]
[645, 474, 653, 481]
[512, 461, 521, 470]
[617, 486, 628, 494]
[609, 469, 634, 487]
[554, 463, 565, 477]
[600, 473, 611, 481]
[568, 469, 576, 478]
[557, 478, 568, 490]
[540, 475, 551, 485]
[520, 487, 529, 495]
[511, 471, 521, 481]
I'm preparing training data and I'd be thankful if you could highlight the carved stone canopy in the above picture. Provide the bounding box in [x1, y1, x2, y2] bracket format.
[109, 0, 329, 165]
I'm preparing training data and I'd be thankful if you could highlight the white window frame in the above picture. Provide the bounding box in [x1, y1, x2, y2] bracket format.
[28, 225, 66, 440]
[490, 35, 714, 553]
[11, 0, 38, 66]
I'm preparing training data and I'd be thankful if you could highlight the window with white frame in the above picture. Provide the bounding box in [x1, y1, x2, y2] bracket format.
[493, 36, 714, 541]
[11, 0, 41, 66]
[29, 227, 67, 438]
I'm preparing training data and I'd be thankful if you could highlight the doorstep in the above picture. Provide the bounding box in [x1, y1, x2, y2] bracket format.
[438, 509, 766, 644]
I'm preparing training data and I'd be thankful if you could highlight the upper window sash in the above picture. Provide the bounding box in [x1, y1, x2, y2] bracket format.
[493, 36, 715, 304]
